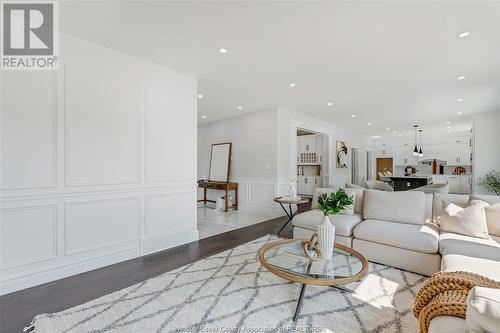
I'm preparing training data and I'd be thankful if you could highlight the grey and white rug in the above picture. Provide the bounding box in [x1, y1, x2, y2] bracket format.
[27, 236, 426, 333]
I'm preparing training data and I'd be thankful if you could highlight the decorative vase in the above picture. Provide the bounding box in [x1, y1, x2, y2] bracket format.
[317, 215, 335, 260]
[288, 180, 297, 198]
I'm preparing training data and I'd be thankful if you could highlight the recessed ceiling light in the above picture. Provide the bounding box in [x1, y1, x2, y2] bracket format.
[446, 121, 451, 124]
[457, 98, 463, 102]
[398, 134, 403, 137]
[351, 114, 356, 118]
[457, 75, 466, 80]
[197, 94, 203, 98]
[371, 135, 382, 139]
[327, 102, 333, 106]
[202, 115, 207, 119]
[447, 126, 451, 129]
[367, 122, 372, 126]
[392, 131, 397, 134]
[385, 127, 390, 130]
[237, 105, 243, 110]
[457, 111, 463, 115]
[289, 83, 296, 87]
[458, 31, 471, 38]
[219, 48, 228, 54]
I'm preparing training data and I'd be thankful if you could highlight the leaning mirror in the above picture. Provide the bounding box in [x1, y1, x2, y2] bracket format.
[209, 143, 232, 182]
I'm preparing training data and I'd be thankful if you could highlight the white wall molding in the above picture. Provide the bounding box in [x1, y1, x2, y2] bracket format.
[0, 32, 198, 295]
[63, 63, 142, 187]
[1, 71, 58, 190]
[0, 205, 58, 270]
[64, 197, 141, 256]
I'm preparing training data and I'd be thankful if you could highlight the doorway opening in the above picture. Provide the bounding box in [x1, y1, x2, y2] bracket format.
[376, 157, 393, 180]
[296, 128, 328, 197]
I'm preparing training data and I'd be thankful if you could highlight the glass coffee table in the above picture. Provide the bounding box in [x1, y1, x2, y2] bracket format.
[258, 238, 368, 321]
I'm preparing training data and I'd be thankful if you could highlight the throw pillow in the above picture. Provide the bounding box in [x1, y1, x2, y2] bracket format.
[440, 202, 489, 239]
[469, 199, 500, 238]
[466, 287, 500, 333]
[339, 188, 357, 215]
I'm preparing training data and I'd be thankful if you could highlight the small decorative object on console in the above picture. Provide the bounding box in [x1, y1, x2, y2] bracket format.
[316, 189, 354, 260]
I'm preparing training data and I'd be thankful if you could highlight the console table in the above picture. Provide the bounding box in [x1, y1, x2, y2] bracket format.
[198, 181, 238, 212]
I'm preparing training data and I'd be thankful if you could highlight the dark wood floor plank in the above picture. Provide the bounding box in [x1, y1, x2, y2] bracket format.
[0, 208, 307, 333]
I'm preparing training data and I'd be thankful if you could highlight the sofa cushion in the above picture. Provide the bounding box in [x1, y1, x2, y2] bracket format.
[466, 287, 500, 333]
[311, 187, 364, 215]
[439, 232, 500, 260]
[428, 316, 467, 333]
[469, 194, 500, 205]
[292, 209, 362, 237]
[353, 219, 439, 254]
[440, 202, 489, 239]
[441, 253, 500, 281]
[363, 190, 426, 225]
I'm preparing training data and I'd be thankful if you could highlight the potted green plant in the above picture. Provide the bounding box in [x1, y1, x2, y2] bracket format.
[481, 171, 500, 195]
[316, 189, 354, 260]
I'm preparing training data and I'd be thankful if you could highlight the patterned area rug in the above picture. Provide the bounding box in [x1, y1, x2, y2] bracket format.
[27, 236, 426, 333]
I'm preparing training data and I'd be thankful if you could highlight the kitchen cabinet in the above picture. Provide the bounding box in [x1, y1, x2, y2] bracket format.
[297, 135, 323, 164]
[297, 175, 322, 196]
[394, 146, 411, 166]
[460, 175, 472, 194]
[374, 145, 394, 157]
[444, 175, 471, 194]
[299, 135, 316, 154]
[447, 143, 471, 166]
[447, 175, 461, 193]
[432, 175, 448, 184]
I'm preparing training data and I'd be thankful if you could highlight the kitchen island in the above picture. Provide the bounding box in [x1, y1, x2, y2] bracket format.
[388, 176, 433, 191]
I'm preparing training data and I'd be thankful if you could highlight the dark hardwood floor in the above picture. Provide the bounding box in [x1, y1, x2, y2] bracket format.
[0, 205, 308, 333]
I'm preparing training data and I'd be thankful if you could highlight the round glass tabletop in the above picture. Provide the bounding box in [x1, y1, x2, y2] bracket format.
[258, 238, 368, 286]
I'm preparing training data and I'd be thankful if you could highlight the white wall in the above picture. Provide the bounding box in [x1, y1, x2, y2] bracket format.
[473, 111, 500, 194]
[197, 109, 281, 212]
[0, 33, 198, 295]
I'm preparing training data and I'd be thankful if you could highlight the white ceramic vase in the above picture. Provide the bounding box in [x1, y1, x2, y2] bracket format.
[288, 181, 297, 198]
[318, 215, 335, 260]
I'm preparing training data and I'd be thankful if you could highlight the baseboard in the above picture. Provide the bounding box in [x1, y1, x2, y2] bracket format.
[0, 247, 140, 295]
[0, 228, 199, 296]
[142, 228, 199, 255]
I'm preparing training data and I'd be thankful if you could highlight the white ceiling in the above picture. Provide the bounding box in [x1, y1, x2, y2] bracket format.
[59, 1, 500, 137]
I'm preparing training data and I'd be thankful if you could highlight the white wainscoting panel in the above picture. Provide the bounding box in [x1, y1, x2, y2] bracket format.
[1, 33, 197, 295]
[144, 88, 196, 183]
[248, 182, 276, 208]
[0, 205, 57, 269]
[64, 198, 140, 255]
[145, 191, 195, 238]
[1, 71, 56, 189]
[64, 65, 140, 186]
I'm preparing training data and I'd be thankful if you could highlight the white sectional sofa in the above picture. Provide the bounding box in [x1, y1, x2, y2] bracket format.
[292, 188, 500, 333]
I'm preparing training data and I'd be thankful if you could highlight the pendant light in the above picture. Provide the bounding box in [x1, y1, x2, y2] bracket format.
[412, 125, 419, 156]
[418, 129, 424, 158]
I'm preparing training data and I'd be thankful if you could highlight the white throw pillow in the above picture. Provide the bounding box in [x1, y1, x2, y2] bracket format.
[440, 202, 489, 239]
[469, 199, 500, 238]
[466, 287, 500, 333]
[339, 189, 356, 215]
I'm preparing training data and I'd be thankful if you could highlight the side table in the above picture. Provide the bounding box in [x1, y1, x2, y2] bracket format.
[273, 196, 309, 236]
